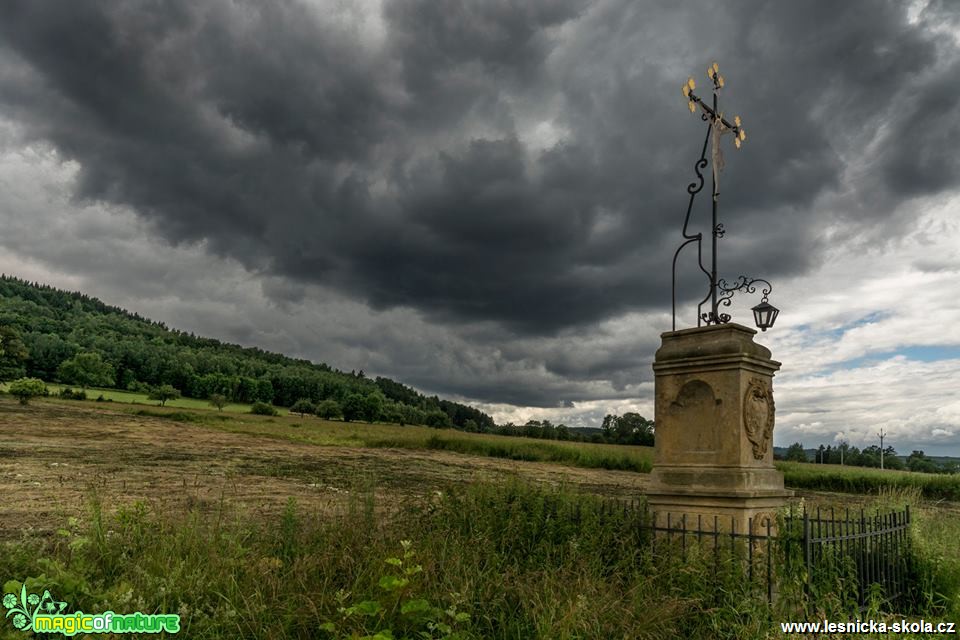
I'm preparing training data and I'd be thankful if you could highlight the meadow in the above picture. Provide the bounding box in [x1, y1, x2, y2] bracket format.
[68, 389, 960, 498]
[188, 408, 653, 473]
[21, 382, 288, 415]
[2, 396, 960, 638]
[2, 473, 958, 639]
[778, 461, 960, 502]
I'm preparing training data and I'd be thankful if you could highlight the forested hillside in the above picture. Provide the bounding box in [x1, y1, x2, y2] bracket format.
[0, 275, 493, 430]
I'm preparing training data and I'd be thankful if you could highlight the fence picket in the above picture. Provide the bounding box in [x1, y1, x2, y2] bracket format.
[623, 500, 911, 610]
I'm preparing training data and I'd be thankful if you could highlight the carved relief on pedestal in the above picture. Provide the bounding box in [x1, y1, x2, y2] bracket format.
[751, 510, 777, 534]
[669, 379, 721, 454]
[743, 378, 775, 460]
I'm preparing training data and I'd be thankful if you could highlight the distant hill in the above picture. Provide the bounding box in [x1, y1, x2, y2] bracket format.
[0, 275, 493, 430]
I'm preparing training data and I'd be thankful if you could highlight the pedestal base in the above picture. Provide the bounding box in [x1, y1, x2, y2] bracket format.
[649, 324, 791, 535]
[646, 487, 793, 535]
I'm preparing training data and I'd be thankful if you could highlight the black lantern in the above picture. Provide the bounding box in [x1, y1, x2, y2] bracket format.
[751, 299, 779, 332]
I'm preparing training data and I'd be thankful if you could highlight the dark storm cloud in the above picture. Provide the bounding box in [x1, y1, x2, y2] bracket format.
[0, 0, 958, 338]
[328, 313, 661, 406]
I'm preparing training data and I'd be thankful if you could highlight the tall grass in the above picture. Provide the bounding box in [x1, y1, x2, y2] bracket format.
[7, 480, 956, 639]
[0, 481, 811, 640]
[778, 462, 960, 501]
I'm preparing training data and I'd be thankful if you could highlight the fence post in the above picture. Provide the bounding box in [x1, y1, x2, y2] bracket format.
[681, 513, 687, 561]
[803, 509, 811, 599]
[859, 509, 867, 606]
[713, 514, 719, 577]
[766, 516, 773, 604]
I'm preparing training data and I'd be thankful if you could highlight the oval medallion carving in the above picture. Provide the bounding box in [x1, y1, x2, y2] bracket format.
[743, 378, 774, 460]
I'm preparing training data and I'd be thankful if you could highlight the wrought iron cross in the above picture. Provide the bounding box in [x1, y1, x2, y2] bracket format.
[671, 62, 778, 331]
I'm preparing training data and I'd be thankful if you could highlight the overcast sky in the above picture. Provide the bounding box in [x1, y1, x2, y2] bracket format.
[1, 0, 959, 455]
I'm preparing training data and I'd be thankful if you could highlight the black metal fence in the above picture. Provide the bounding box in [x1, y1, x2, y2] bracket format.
[626, 502, 914, 611]
[789, 505, 913, 609]
[640, 510, 780, 604]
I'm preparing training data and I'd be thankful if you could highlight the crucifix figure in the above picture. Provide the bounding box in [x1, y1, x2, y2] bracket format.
[671, 63, 778, 332]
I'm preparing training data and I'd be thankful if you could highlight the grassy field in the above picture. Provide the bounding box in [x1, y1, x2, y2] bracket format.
[0, 398, 651, 538]
[184, 408, 653, 473]
[2, 478, 957, 638]
[0, 397, 958, 638]
[8, 383, 960, 500]
[4, 384, 652, 472]
[37, 382, 288, 415]
[778, 461, 960, 501]
[116, 400, 960, 496]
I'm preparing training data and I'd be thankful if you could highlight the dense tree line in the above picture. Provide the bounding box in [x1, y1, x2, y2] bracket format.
[0, 276, 494, 430]
[493, 413, 655, 446]
[781, 442, 959, 474]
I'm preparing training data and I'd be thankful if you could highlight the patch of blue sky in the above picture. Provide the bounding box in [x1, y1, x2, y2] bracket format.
[825, 311, 891, 339]
[823, 345, 960, 372]
[794, 312, 893, 345]
[896, 345, 960, 362]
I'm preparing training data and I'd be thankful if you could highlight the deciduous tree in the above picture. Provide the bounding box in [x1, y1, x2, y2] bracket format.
[316, 399, 342, 420]
[0, 326, 29, 381]
[58, 352, 114, 390]
[208, 393, 227, 411]
[148, 384, 181, 407]
[291, 398, 316, 417]
[784, 442, 807, 462]
[341, 393, 365, 422]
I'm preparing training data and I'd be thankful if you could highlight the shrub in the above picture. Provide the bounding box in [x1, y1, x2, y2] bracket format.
[316, 399, 342, 420]
[208, 393, 228, 412]
[290, 398, 316, 417]
[59, 387, 87, 401]
[250, 401, 279, 416]
[424, 410, 452, 428]
[8, 377, 47, 404]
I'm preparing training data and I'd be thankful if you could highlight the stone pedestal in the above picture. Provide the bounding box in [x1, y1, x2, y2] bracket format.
[647, 323, 792, 534]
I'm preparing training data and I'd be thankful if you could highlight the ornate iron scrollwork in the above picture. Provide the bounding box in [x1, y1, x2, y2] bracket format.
[670, 65, 775, 331]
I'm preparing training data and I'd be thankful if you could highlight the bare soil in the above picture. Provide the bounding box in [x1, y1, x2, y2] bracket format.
[0, 399, 649, 539]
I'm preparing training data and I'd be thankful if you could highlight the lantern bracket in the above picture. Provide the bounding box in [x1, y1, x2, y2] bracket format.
[699, 276, 773, 326]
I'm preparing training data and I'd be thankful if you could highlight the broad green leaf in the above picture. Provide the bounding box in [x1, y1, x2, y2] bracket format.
[400, 598, 431, 615]
[318, 622, 336, 632]
[378, 575, 409, 592]
[346, 600, 383, 617]
[384, 557, 403, 567]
